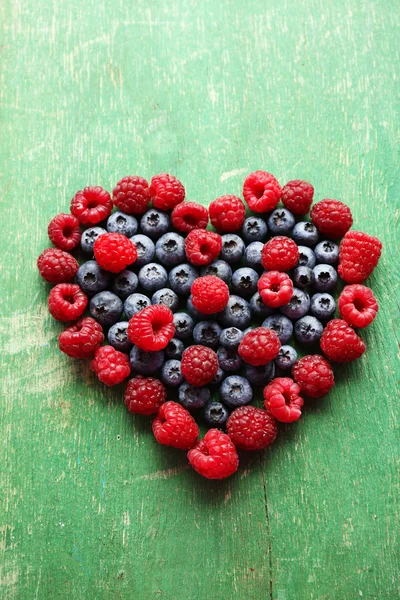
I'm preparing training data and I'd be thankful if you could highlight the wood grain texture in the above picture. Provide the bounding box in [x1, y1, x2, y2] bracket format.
[1, 0, 399, 598]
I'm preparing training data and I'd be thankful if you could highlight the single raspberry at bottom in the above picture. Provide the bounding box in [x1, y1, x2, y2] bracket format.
[292, 355, 334, 398]
[124, 376, 167, 416]
[320, 319, 366, 363]
[48, 283, 88, 321]
[58, 317, 104, 358]
[152, 401, 199, 450]
[227, 406, 278, 450]
[171, 201, 209, 232]
[338, 284, 378, 328]
[188, 429, 239, 479]
[90, 346, 131, 386]
[263, 377, 303, 423]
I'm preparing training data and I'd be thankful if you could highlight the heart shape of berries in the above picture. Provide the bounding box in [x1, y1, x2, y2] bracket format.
[38, 172, 382, 480]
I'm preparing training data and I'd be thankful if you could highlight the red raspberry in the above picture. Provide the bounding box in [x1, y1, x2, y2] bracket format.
[257, 271, 293, 308]
[127, 305, 175, 351]
[37, 248, 79, 284]
[124, 376, 167, 416]
[261, 236, 299, 271]
[281, 180, 314, 215]
[171, 201, 208, 233]
[58, 317, 104, 359]
[149, 173, 185, 211]
[208, 195, 246, 232]
[320, 319, 366, 363]
[292, 355, 334, 398]
[152, 401, 199, 450]
[311, 199, 353, 239]
[70, 186, 112, 225]
[338, 284, 378, 328]
[48, 283, 88, 322]
[242, 170, 282, 213]
[263, 377, 304, 423]
[191, 275, 229, 314]
[338, 231, 382, 283]
[181, 345, 218, 386]
[238, 327, 281, 366]
[48, 213, 81, 251]
[94, 232, 137, 273]
[188, 429, 239, 479]
[112, 175, 150, 214]
[184, 229, 222, 266]
[227, 406, 278, 451]
[90, 345, 131, 386]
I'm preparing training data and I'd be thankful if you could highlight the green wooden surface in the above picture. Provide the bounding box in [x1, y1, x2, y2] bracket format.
[1, 0, 399, 598]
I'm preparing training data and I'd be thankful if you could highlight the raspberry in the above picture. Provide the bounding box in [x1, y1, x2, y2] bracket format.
[188, 429, 239, 479]
[149, 173, 185, 211]
[124, 376, 166, 415]
[338, 231, 382, 283]
[320, 319, 366, 363]
[261, 236, 299, 271]
[37, 248, 79, 284]
[281, 180, 314, 215]
[292, 354, 334, 398]
[184, 229, 222, 266]
[191, 275, 229, 314]
[152, 401, 199, 450]
[258, 271, 293, 308]
[93, 232, 137, 273]
[242, 171, 282, 213]
[338, 284, 378, 328]
[208, 195, 246, 232]
[227, 406, 278, 450]
[70, 186, 112, 225]
[48, 283, 88, 322]
[90, 345, 131, 386]
[311, 199, 353, 239]
[112, 175, 150, 214]
[181, 345, 218, 386]
[48, 213, 81, 251]
[171, 201, 209, 233]
[263, 377, 304, 423]
[58, 317, 104, 359]
[238, 327, 281, 366]
[127, 305, 175, 351]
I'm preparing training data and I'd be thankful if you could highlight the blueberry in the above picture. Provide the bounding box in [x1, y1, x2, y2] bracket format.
[312, 264, 338, 292]
[231, 267, 259, 298]
[107, 212, 138, 237]
[151, 288, 179, 312]
[220, 234, 245, 264]
[210, 367, 226, 385]
[193, 321, 222, 348]
[200, 260, 232, 285]
[169, 264, 199, 295]
[310, 293, 336, 320]
[161, 359, 183, 387]
[267, 208, 295, 236]
[244, 242, 264, 271]
[140, 209, 170, 239]
[294, 315, 324, 344]
[249, 292, 274, 318]
[292, 266, 315, 289]
[129, 347, 165, 375]
[80, 227, 107, 254]
[297, 246, 316, 269]
[173, 312, 195, 340]
[280, 288, 311, 320]
[292, 222, 320, 247]
[203, 402, 229, 428]
[130, 234, 155, 267]
[178, 383, 210, 410]
[165, 338, 185, 360]
[112, 269, 138, 299]
[107, 321, 132, 353]
[138, 263, 168, 293]
[217, 347, 243, 372]
[90, 291, 123, 327]
[155, 232, 185, 267]
[245, 362, 276, 386]
[221, 375, 253, 408]
[123, 293, 151, 319]
[220, 295, 251, 329]
[314, 240, 339, 265]
[274, 345, 297, 370]
[262, 314, 293, 344]
[219, 327, 244, 349]
[76, 260, 110, 295]
[242, 216, 268, 242]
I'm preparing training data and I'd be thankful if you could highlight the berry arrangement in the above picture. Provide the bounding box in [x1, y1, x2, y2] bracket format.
[37, 172, 382, 480]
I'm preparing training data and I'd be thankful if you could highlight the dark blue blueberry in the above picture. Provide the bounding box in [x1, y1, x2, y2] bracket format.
[129, 347, 165, 375]
[314, 240, 339, 265]
[220, 234, 245, 264]
[294, 315, 324, 344]
[267, 208, 295, 236]
[138, 263, 168, 293]
[249, 292, 274, 318]
[262, 314, 293, 344]
[90, 291, 123, 327]
[130, 234, 155, 267]
[310, 293, 336, 320]
[220, 376, 253, 408]
[244, 242, 264, 271]
[312, 264, 338, 292]
[161, 359, 183, 387]
[274, 345, 297, 370]
[80, 227, 107, 254]
[245, 362, 276, 386]
[292, 266, 315, 289]
[155, 232, 185, 267]
[76, 260, 110, 295]
[219, 327, 244, 349]
[173, 312, 195, 340]
[280, 288, 311, 320]
[123, 293, 151, 319]
[151, 288, 179, 312]
[107, 321, 132, 353]
[203, 402, 229, 428]
[231, 267, 259, 298]
[220, 295, 251, 328]
[107, 212, 138, 237]
[140, 209, 170, 239]
[112, 269, 138, 299]
[210, 367, 226, 386]
[169, 263, 198, 296]
[178, 383, 210, 410]
[193, 321, 222, 348]
[165, 338, 185, 360]
[217, 347, 243, 372]
[200, 260, 232, 285]
[297, 246, 316, 269]
[292, 222, 320, 247]
[242, 216, 268, 243]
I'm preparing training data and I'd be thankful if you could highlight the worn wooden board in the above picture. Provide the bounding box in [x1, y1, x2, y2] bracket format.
[1, 0, 399, 598]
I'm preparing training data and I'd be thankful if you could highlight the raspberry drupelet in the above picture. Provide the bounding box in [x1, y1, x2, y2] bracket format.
[190, 275, 230, 314]
[238, 327, 281, 366]
[184, 229, 222, 266]
[37, 248, 79, 284]
[94, 232, 137, 273]
[338, 231, 382, 283]
[181, 345, 219, 386]
[124, 376, 167, 415]
[152, 401, 199, 450]
[281, 180, 314, 215]
[242, 171, 282, 213]
[208, 195, 246, 232]
[112, 175, 151, 214]
[263, 377, 304, 423]
[188, 429, 239, 479]
[227, 406, 278, 450]
[70, 186, 112, 225]
[261, 236, 299, 271]
[292, 355, 334, 398]
[171, 202, 209, 233]
[127, 305, 175, 352]
[310, 199, 353, 239]
[320, 319, 366, 363]
[48, 283, 88, 321]
[48, 213, 81, 251]
[338, 284, 378, 328]
[258, 271, 293, 308]
[58, 317, 104, 359]
[149, 173, 185, 210]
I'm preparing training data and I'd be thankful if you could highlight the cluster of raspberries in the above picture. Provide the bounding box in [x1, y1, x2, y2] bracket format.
[37, 171, 382, 480]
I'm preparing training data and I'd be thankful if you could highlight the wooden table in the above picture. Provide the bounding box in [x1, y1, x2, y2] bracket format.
[1, 1, 399, 598]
